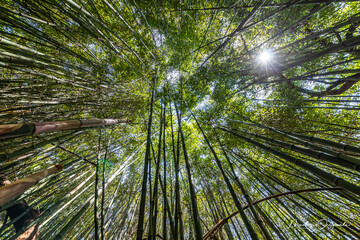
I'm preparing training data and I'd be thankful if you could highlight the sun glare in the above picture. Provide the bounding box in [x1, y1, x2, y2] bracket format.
[259, 50, 271, 63]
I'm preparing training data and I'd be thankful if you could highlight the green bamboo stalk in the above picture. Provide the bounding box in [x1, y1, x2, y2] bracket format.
[0, 131, 78, 164]
[219, 127, 360, 197]
[191, 115, 261, 240]
[39, 172, 95, 229]
[231, 115, 360, 165]
[94, 129, 102, 240]
[175, 103, 203, 240]
[255, 205, 285, 240]
[101, 131, 111, 240]
[169, 100, 184, 240]
[136, 78, 156, 240]
[149, 104, 163, 240]
[162, 98, 168, 240]
[54, 201, 90, 240]
[241, 129, 360, 171]
[158, 173, 175, 238]
[240, 154, 360, 238]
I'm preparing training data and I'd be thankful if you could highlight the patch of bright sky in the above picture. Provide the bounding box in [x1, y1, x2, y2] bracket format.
[195, 95, 211, 111]
[198, 54, 209, 67]
[153, 29, 165, 48]
[88, 43, 102, 54]
[246, 86, 272, 104]
[301, 76, 321, 89]
[232, 38, 242, 48]
[106, 65, 115, 80]
[209, 82, 215, 93]
[3, 26, 13, 33]
[166, 69, 180, 85]
[220, 25, 230, 36]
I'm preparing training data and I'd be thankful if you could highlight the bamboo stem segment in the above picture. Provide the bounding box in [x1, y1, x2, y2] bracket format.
[0, 119, 128, 140]
[0, 164, 63, 206]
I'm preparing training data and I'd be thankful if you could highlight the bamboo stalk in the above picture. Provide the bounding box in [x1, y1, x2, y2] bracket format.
[136, 78, 156, 240]
[54, 201, 90, 240]
[0, 119, 128, 140]
[203, 187, 342, 239]
[94, 129, 102, 240]
[233, 115, 360, 164]
[162, 99, 168, 240]
[175, 103, 203, 240]
[241, 129, 360, 171]
[0, 164, 63, 206]
[191, 114, 260, 240]
[221, 127, 360, 197]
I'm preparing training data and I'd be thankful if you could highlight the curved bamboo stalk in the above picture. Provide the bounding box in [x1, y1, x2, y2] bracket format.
[203, 187, 342, 239]
[237, 154, 360, 238]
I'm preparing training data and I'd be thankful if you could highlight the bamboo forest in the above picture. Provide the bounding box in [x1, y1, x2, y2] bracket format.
[1, 0, 360, 239]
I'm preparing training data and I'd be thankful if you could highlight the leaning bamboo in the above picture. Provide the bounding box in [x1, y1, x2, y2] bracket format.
[0, 164, 63, 206]
[232, 115, 360, 164]
[0, 132, 78, 164]
[54, 201, 90, 240]
[192, 115, 260, 240]
[219, 127, 360, 197]
[204, 187, 342, 239]
[0, 118, 128, 140]
[241, 130, 360, 171]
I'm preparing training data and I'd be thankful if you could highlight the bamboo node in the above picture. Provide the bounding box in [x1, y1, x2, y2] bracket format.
[55, 164, 64, 170]
[333, 178, 341, 186]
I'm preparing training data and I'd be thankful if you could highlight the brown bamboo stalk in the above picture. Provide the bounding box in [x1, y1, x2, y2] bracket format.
[0, 119, 128, 139]
[0, 164, 63, 206]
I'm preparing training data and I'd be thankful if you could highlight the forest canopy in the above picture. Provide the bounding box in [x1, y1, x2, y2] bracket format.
[0, 0, 360, 239]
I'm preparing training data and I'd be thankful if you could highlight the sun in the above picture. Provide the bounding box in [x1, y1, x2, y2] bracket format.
[259, 50, 272, 63]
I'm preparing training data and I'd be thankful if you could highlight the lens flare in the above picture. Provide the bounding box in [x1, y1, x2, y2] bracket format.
[259, 51, 271, 63]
